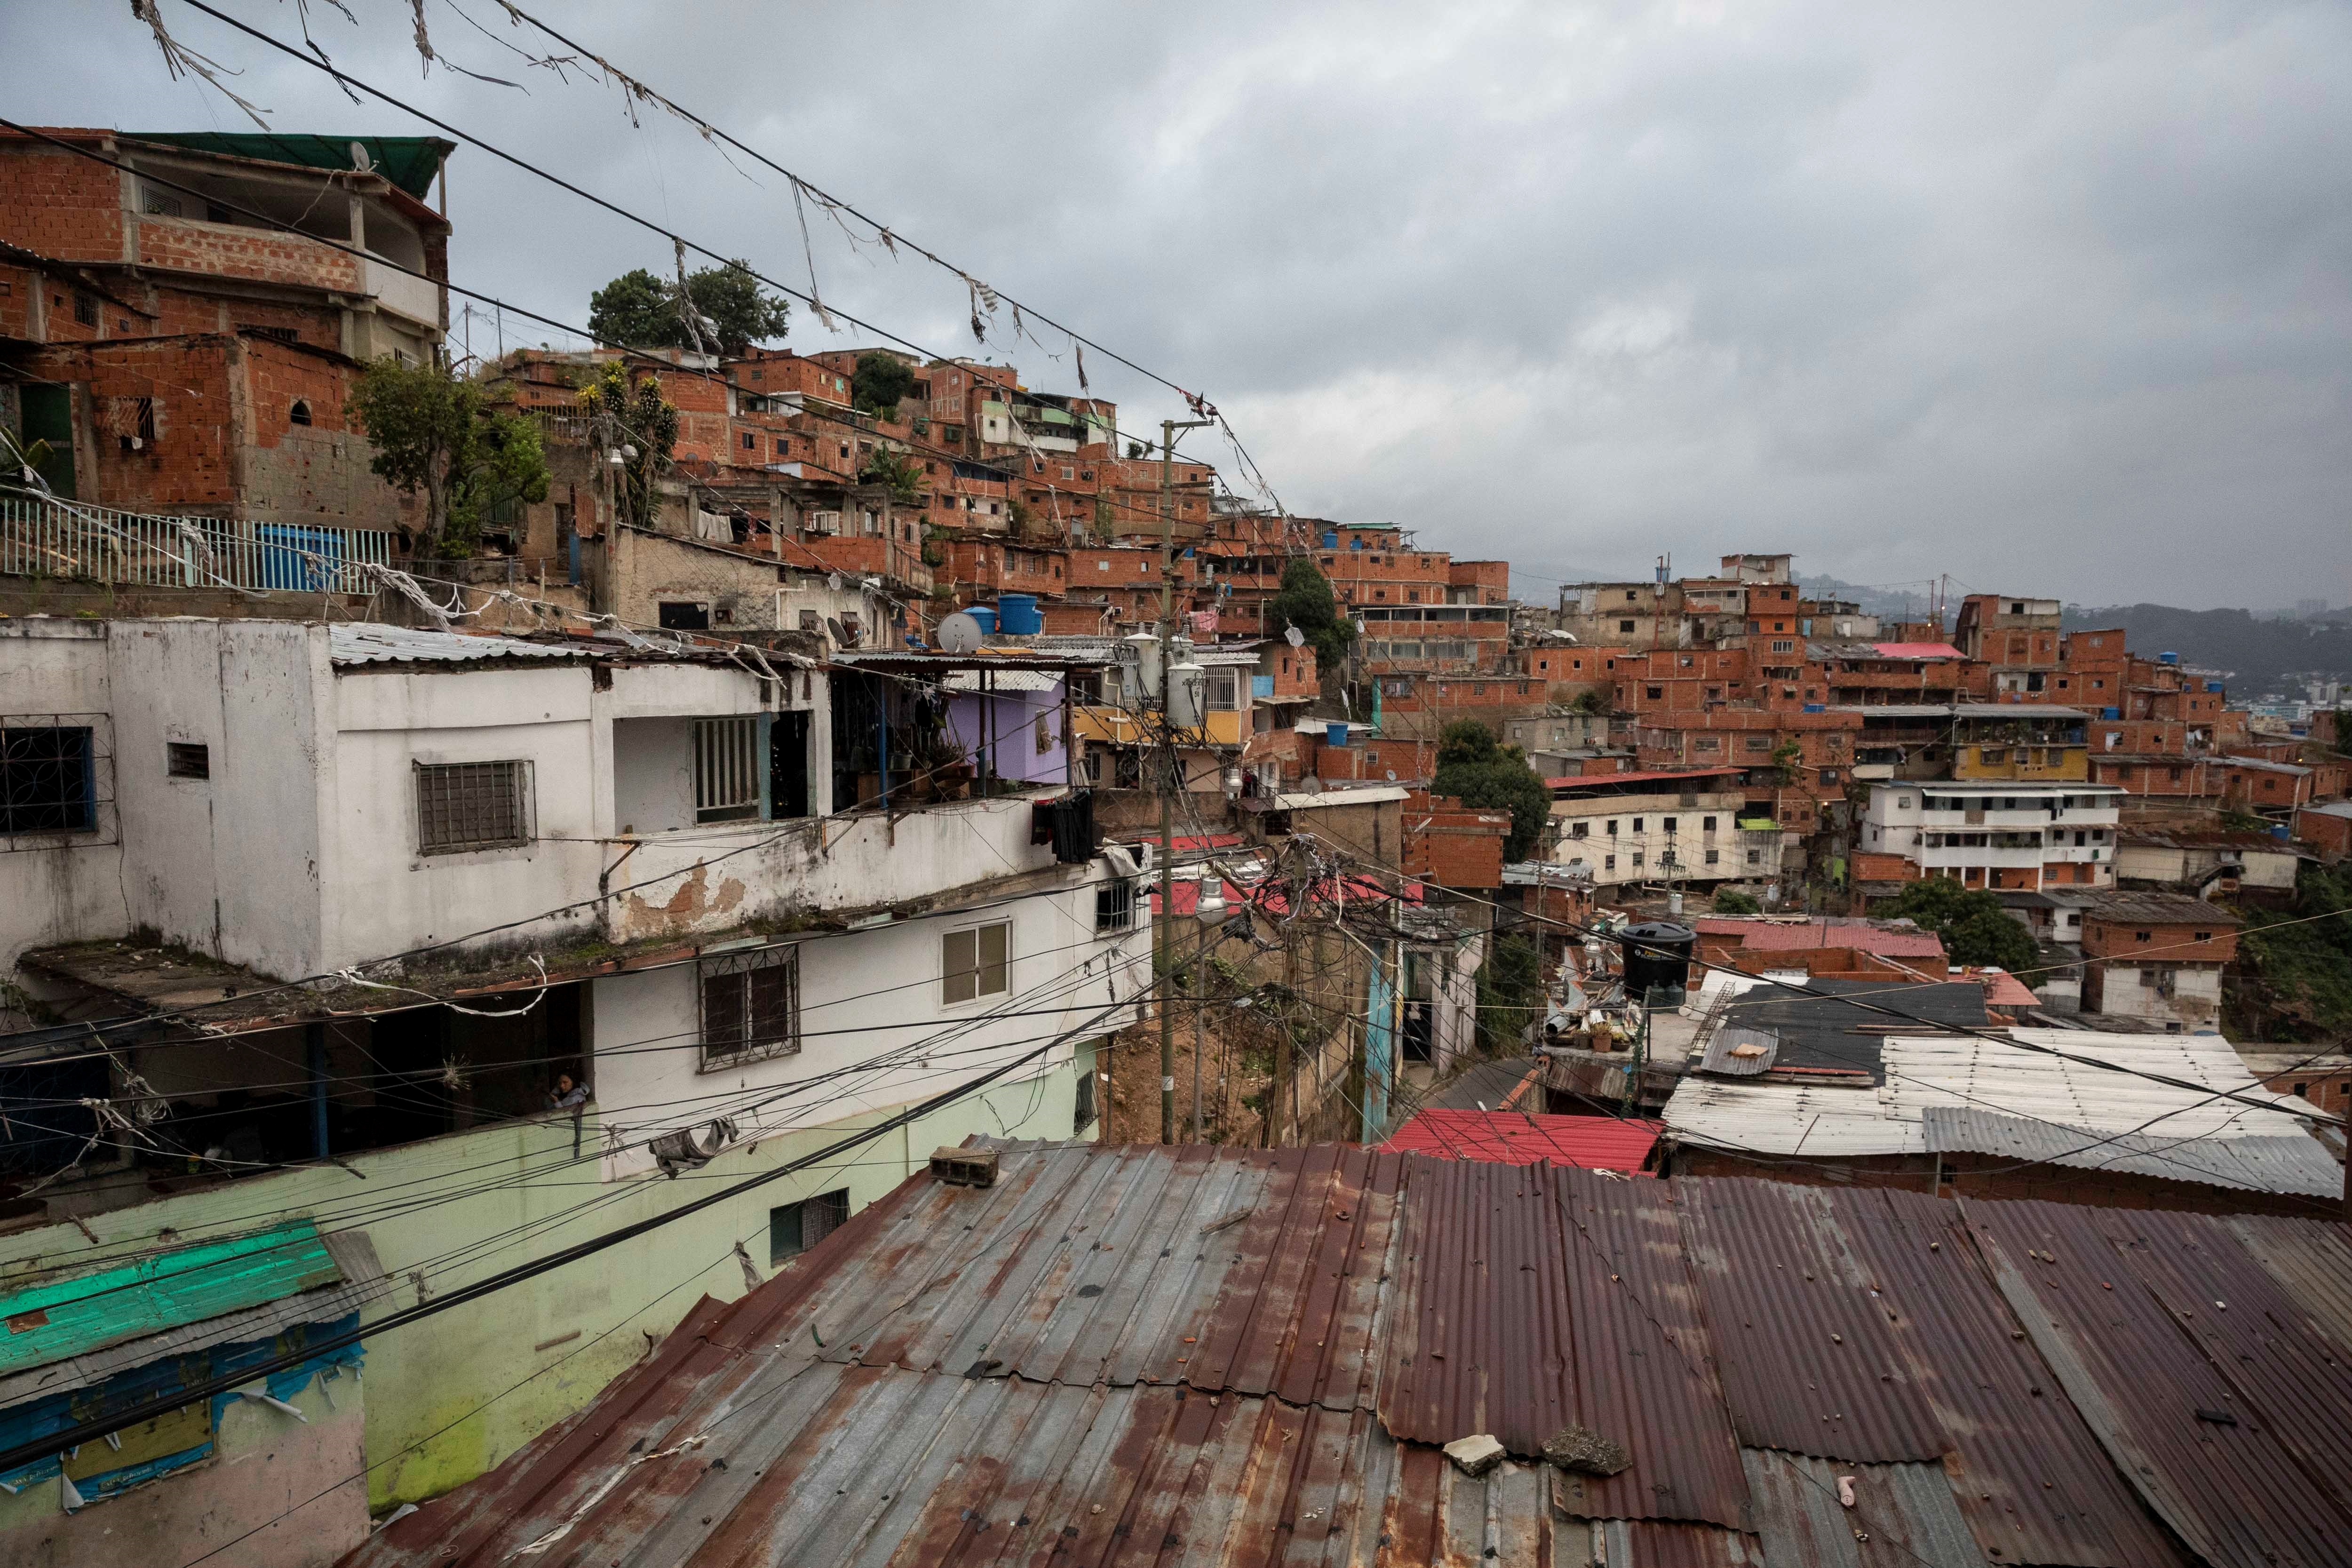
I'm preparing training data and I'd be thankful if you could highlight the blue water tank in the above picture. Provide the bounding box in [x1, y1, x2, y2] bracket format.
[2205, 680, 2222, 692]
[966, 605, 999, 635]
[2271, 823, 2290, 841]
[1325, 721, 1351, 748]
[1321, 529, 1339, 549]
[2102, 706, 2122, 720]
[2159, 651, 2179, 664]
[996, 593, 1042, 635]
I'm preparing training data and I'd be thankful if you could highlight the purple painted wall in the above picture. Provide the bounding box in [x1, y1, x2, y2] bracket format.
[949, 683, 1070, 785]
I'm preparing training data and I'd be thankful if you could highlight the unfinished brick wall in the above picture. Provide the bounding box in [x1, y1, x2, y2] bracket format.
[0, 141, 128, 262]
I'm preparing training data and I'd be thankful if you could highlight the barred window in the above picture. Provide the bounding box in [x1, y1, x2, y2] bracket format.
[694, 716, 761, 823]
[701, 945, 800, 1068]
[1, 724, 97, 836]
[769, 1187, 848, 1264]
[414, 760, 532, 855]
[1095, 880, 1134, 933]
[943, 921, 1009, 1006]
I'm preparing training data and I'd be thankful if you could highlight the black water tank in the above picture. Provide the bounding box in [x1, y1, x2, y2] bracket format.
[1619, 921, 1695, 1005]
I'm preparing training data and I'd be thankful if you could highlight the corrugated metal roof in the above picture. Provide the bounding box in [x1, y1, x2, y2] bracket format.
[1728, 921, 1947, 958]
[328, 623, 594, 666]
[1377, 1109, 1660, 1171]
[2225, 1213, 2352, 1351]
[1923, 1106, 2340, 1198]
[938, 667, 1065, 692]
[1683, 1179, 2193, 1566]
[1968, 1199, 2352, 1567]
[1385, 1159, 1752, 1529]
[0, 1231, 387, 1410]
[1699, 1025, 1779, 1077]
[0, 1219, 344, 1376]
[341, 1145, 2352, 1568]
[2078, 890, 2244, 927]
[1668, 1029, 2320, 1178]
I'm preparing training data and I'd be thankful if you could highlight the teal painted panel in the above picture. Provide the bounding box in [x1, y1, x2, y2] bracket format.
[0, 1220, 341, 1375]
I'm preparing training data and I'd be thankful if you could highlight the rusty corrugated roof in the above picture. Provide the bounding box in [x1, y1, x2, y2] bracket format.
[341, 1145, 2352, 1568]
[1681, 1178, 2190, 1567]
[1968, 1200, 2352, 1568]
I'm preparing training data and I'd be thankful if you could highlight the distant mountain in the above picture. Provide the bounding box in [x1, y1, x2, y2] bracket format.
[2060, 604, 2352, 698]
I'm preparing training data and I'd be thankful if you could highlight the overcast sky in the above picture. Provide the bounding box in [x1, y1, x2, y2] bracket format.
[8, 1, 2347, 609]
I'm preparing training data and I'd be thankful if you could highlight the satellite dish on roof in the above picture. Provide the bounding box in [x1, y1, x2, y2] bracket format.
[826, 616, 851, 647]
[1284, 626, 1306, 648]
[937, 612, 985, 655]
[1385, 770, 1397, 781]
[348, 141, 374, 173]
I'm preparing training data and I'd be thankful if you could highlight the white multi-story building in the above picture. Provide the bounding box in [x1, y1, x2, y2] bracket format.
[0, 617, 1137, 1545]
[1549, 769, 1781, 891]
[1861, 780, 2123, 891]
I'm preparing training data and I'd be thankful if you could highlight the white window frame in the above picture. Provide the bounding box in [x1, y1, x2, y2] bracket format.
[942, 920, 1011, 1007]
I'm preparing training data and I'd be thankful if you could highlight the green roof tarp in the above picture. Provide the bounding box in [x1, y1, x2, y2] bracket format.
[0, 1220, 342, 1375]
[127, 133, 453, 203]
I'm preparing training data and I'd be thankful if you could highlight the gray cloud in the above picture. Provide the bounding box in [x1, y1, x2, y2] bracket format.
[6, 0, 2345, 607]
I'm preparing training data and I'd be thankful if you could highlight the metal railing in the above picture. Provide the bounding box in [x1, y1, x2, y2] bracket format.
[0, 495, 394, 594]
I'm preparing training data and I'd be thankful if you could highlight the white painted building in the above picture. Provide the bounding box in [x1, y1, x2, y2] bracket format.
[1548, 772, 1780, 890]
[1860, 781, 2122, 892]
[0, 616, 1138, 1528]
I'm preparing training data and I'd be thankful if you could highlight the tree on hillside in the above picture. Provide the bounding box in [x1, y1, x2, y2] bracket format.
[1712, 888, 1762, 915]
[588, 261, 789, 357]
[851, 352, 916, 417]
[1432, 720, 1552, 862]
[1883, 878, 2038, 972]
[347, 358, 548, 552]
[575, 362, 679, 530]
[1271, 557, 1354, 669]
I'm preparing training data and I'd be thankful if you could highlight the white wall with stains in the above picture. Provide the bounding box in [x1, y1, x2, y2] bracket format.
[590, 868, 1144, 1180]
[0, 621, 126, 990]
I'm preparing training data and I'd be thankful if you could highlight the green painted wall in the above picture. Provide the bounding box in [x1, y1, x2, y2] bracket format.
[0, 1065, 1078, 1511]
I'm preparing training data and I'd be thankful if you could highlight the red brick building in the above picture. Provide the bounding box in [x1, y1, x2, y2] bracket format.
[1, 128, 450, 538]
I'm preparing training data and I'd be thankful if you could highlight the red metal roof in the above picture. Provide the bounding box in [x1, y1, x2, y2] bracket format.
[1706, 917, 1948, 959]
[343, 1146, 2352, 1568]
[1546, 766, 1745, 790]
[1870, 641, 1967, 660]
[1377, 1108, 1660, 1171]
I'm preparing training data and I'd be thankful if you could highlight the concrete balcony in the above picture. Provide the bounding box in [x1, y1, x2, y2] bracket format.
[366, 256, 445, 328]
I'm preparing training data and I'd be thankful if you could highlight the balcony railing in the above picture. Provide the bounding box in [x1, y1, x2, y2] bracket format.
[0, 495, 393, 594]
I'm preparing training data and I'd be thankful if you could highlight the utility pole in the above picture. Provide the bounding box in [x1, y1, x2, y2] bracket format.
[1158, 415, 1211, 1144]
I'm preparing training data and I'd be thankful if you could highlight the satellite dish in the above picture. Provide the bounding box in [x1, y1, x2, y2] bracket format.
[937, 612, 985, 655]
[826, 616, 851, 647]
[1298, 777, 1323, 795]
[1384, 770, 1397, 782]
[1284, 626, 1306, 648]
[348, 140, 374, 173]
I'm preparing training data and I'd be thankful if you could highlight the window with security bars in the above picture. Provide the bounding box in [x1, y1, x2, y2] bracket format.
[414, 760, 533, 855]
[769, 1187, 848, 1264]
[701, 946, 800, 1068]
[942, 922, 1009, 1006]
[694, 716, 761, 823]
[1095, 880, 1134, 933]
[0, 721, 105, 843]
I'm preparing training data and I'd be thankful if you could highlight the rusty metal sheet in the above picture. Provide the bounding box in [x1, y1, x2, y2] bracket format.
[1964, 1198, 2352, 1568]
[2226, 1211, 2352, 1353]
[1683, 1179, 2192, 1568]
[345, 1349, 1761, 1567]
[1383, 1157, 1753, 1531]
[1740, 1450, 1983, 1568]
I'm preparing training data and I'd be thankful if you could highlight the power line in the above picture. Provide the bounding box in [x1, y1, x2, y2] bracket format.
[0, 986, 1137, 1478]
[1292, 833, 2348, 1130]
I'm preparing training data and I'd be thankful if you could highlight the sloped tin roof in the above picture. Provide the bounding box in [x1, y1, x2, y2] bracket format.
[1376, 1108, 1660, 1171]
[0, 1219, 343, 1376]
[341, 1144, 2352, 1568]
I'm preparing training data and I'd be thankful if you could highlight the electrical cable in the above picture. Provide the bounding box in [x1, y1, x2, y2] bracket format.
[0, 982, 1145, 1478]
